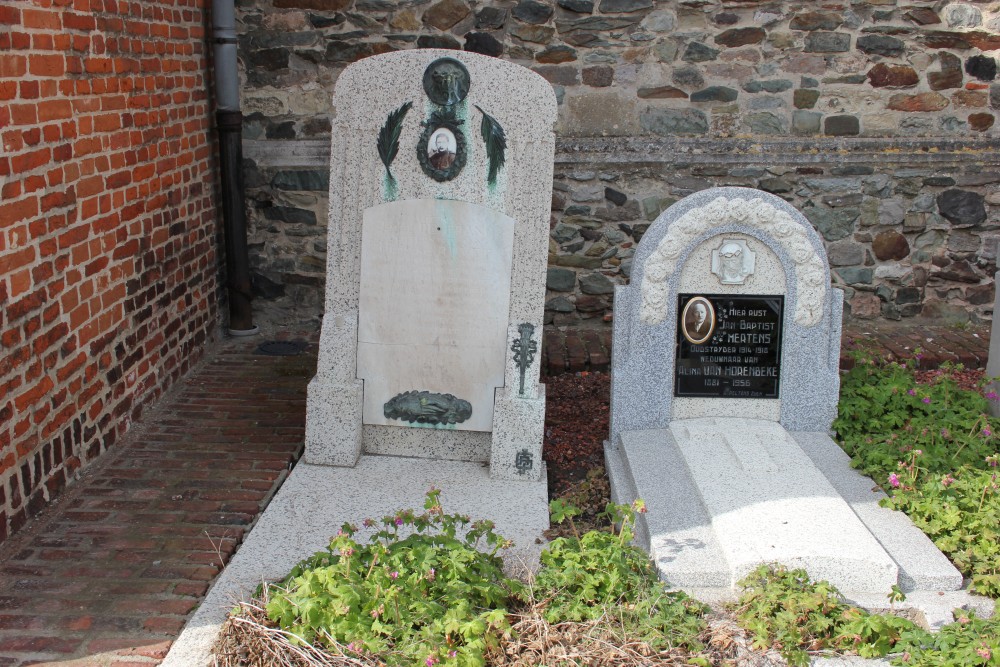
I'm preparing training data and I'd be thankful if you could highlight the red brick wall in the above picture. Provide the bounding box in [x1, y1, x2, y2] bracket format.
[0, 0, 220, 543]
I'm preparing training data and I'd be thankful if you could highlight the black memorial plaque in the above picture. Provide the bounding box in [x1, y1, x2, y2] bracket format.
[675, 294, 783, 399]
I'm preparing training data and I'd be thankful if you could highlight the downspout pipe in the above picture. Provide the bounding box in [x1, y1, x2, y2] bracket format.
[212, 0, 257, 335]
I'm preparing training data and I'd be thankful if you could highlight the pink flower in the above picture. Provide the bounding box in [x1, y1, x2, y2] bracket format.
[988, 391, 999, 401]
[907, 389, 916, 396]
[395, 517, 404, 526]
[390, 571, 399, 580]
[984, 428, 992, 438]
[942, 474, 955, 488]
[889, 473, 901, 488]
[426, 657, 437, 667]
[449, 650, 457, 658]
[977, 647, 991, 661]
[922, 397, 931, 404]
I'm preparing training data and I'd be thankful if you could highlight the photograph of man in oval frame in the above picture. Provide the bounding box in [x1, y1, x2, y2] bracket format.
[417, 121, 467, 182]
[681, 296, 716, 345]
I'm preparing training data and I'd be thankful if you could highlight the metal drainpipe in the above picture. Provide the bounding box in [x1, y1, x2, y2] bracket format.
[212, 0, 257, 336]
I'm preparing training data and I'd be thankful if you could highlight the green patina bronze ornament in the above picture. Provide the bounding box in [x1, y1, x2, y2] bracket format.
[384, 390, 472, 426]
[422, 57, 470, 107]
[476, 105, 507, 185]
[510, 322, 536, 396]
[417, 109, 466, 182]
[376, 101, 413, 183]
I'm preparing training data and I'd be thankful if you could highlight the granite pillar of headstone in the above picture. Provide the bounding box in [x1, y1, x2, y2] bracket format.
[986, 270, 1000, 418]
[305, 50, 556, 482]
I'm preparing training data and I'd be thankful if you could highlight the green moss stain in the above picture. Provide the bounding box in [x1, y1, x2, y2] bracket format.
[435, 199, 458, 260]
[383, 171, 398, 201]
[409, 421, 458, 430]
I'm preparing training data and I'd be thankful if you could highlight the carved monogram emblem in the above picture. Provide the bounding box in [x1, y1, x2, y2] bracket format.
[515, 449, 534, 474]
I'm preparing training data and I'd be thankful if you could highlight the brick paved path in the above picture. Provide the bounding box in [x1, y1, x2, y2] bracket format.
[0, 337, 314, 666]
[0, 321, 990, 666]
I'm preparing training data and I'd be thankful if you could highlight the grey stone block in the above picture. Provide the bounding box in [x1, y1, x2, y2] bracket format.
[792, 110, 822, 134]
[608, 431, 731, 588]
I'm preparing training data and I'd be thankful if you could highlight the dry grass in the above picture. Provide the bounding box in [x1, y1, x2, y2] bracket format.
[214, 593, 389, 667]
[213, 593, 785, 667]
[486, 604, 701, 666]
[703, 612, 786, 667]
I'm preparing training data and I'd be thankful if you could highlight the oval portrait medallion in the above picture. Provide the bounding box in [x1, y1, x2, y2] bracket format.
[681, 296, 716, 345]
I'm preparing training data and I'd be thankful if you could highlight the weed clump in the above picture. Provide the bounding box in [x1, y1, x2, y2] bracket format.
[835, 349, 1000, 597]
[732, 564, 924, 667]
[216, 492, 710, 667]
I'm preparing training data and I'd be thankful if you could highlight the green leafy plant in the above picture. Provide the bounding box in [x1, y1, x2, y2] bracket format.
[732, 564, 924, 667]
[534, 498, 709, 658]
[883, 465, 1000, 597]
[835, 352, 997, 481]
[888, 583, 907, 607]
[264, 488, 518, 666]
[893, 603, 1000, 666]
[835, 348, 1000, 598]
[545, 467, 612, 539]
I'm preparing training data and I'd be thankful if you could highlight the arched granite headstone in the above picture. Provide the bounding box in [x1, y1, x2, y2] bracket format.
[610, 186, 843, 443]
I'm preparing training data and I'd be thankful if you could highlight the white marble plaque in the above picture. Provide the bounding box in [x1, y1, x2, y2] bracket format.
[357, 199, 515, 432]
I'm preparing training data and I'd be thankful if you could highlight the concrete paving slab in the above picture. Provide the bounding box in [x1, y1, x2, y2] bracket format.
[162, 455, 549, 667]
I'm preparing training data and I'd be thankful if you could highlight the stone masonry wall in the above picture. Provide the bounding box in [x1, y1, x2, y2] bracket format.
[235, 0, 1000, 329]
[0, 0, 221, 544]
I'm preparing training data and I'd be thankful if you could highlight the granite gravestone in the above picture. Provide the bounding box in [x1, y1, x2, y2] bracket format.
[305, 50, 556, 482]
[606, 187, 964, 603]
[162, 52, 559, 666]
[986, 269, 1000, 418]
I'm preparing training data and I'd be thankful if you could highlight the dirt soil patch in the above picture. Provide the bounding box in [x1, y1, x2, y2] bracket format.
[542, 371, 611, 500]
